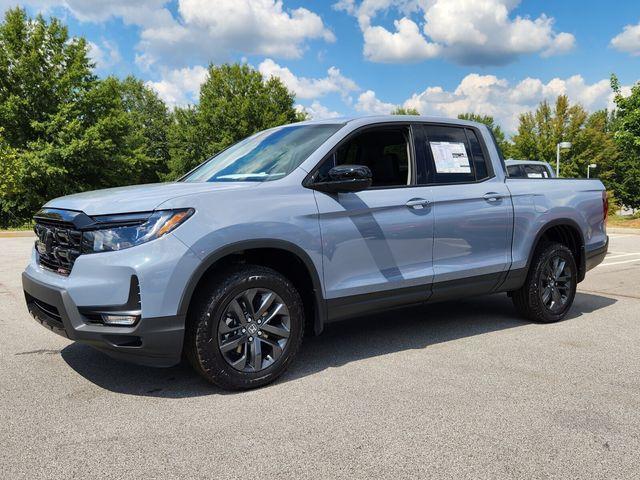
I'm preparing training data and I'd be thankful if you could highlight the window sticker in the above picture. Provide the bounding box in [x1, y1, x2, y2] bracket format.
[429, 141, 471, 174]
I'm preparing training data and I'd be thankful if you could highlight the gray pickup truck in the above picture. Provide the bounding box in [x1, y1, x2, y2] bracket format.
[22, 116, 609, 390]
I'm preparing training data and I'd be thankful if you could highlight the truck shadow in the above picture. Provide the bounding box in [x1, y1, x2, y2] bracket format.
[60, 292, 616, 398]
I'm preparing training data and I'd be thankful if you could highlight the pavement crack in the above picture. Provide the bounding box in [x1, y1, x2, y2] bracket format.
[15, 349, 61, 356]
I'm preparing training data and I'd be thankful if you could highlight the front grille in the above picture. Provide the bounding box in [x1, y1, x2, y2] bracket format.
[25, 292, 63, 326]
[34, 220, 83, 275]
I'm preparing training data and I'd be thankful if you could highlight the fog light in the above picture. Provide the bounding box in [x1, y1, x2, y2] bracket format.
[101, 314, 139, 326]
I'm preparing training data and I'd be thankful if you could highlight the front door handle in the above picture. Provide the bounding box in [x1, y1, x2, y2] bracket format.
[405, 198, 431, 209]
[483, 192, 505, 202]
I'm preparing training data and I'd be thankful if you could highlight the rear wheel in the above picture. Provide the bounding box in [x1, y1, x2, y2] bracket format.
[185, 265, 304, 390]
[512, 242, 577, 323]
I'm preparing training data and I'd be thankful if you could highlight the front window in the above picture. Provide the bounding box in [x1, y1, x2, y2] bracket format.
[182, 124, 343, 183]
[316, 126, 412, 188]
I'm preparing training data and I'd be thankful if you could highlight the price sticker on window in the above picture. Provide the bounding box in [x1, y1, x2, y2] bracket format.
[429, 142, 471, 174]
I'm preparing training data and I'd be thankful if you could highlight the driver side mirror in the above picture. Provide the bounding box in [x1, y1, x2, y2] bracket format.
[309, 165, 373, 194]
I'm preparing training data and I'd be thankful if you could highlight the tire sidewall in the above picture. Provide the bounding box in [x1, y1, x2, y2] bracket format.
[530, 244, 577, 322]
[194, 266, 304, 389]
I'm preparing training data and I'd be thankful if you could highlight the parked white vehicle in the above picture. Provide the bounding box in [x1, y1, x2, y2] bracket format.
[506, 159, 555, 178]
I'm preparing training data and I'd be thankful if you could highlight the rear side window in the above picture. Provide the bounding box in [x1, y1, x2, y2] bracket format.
[421, 125, 491, 184]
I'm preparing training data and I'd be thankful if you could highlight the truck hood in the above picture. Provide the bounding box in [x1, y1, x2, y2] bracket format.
[45, 182, 256, 216]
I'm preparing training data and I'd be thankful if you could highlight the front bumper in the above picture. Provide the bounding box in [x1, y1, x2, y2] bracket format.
[23, 272, 185, 368]
[21, 230, 203, 366]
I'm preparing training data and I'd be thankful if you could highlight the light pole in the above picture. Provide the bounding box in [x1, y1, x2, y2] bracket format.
[556, 141, 572, 177]
[587, 163, 597, 178]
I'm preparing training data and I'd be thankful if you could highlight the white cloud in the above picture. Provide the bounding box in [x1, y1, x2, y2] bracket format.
[141, 0, 334, 68]
[399, 73, 617, 132]
[611, 22, 640, 56]
[87, 39, 122, 70]
[146, 65, 208, 107]
[335, 0, 575, 65]
[11, 0, 335, 69]
[355, 89, 396, 114]
[541, 31, 576, 57]
[296, 101, 342, 119]
[258, 58, 358, 99]
[363, 17, 440, 63]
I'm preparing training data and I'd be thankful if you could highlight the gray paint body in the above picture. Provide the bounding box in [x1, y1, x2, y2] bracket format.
[22, 115, 607, 365]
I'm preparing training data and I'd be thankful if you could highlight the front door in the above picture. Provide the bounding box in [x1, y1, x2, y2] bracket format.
[311, 125, 435, 320]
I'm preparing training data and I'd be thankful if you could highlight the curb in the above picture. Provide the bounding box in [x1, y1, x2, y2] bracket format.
[608, 227, 640, 235]
[0, 231, 34, 238]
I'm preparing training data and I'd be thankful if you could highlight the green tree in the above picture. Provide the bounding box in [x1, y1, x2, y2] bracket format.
[9, 77, 150, 221]
[118, 76, 171, 183]
[510, 95, 621, 195]
[562, 109, 618, 182]
[0, 128, 21, 205]
[511, 96, 591, 176]
[391, 106, 420, 115]
[166, 63, 300, 178]
[610, 75, 640, 209]
[0, 8, 171, 226]
[166, 106, 207, 178]
[0, 8, 94, 225]
[458, 113, 512, 157]
[0, 8, 95, 148]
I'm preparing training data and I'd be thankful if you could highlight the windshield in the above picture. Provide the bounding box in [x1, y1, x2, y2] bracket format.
[181, 123, 343, 182]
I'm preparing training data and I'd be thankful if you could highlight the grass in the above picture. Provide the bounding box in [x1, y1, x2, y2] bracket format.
[0, 222, 34, 236]
[609, 214, 640, 229]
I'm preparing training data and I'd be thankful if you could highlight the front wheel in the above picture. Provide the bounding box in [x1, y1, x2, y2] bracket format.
[185, 264, 305, 390]
[512, 242, 577, 323]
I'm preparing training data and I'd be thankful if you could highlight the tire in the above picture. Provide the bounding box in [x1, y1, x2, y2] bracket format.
[185, 264, 305, 390]
[512, 242, 577, 323]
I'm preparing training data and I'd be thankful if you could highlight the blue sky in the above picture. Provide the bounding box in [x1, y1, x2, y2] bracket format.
[4, 0, 640, 133]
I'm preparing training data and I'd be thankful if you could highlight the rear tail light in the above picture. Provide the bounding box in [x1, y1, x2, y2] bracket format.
[603, 191, 609, 226]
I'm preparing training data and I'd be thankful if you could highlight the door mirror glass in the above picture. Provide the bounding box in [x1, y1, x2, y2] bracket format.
[311, 164, 372, 193]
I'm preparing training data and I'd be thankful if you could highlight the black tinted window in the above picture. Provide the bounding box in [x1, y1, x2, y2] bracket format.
[466, 129, 489, 180]
[318, 127, 411, 188]
[507, 165, 524, 177]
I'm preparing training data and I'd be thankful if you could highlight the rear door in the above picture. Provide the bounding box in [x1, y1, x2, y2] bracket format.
[418, 124, 513, 298]
[311, 124, 435, 318]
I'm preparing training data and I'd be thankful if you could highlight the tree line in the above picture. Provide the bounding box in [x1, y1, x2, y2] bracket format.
[1, 8, 639, 227]
[0, 8, 302, 227]
[455, 91, 639, 212]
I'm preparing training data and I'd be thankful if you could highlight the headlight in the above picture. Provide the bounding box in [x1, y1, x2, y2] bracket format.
[83, 209, 194, 253]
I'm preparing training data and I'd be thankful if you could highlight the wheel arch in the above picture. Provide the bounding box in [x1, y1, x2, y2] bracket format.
[177, 239, 327, 335]
[526, 218, 586, 282]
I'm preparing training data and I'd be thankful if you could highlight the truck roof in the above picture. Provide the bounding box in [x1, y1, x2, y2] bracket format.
[296, 115, 486, 130]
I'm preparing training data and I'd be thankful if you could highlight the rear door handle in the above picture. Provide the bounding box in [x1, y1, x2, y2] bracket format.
[483, 192, 505, 202]
[405, 198, 431, 209]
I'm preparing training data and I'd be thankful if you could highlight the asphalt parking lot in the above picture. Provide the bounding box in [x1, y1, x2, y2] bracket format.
[1, 233, 639, 479]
